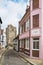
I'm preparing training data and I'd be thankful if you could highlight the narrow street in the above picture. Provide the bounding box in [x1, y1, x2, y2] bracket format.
[1, 49, 31, 65]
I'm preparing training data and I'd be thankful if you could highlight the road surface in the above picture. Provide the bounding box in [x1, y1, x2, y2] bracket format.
[1, 49, 31, 65]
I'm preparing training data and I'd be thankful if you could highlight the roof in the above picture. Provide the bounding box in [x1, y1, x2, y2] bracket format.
[19, 6, 30, 25]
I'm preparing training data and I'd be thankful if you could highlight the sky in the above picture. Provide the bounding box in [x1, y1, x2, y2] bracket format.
[0, 0, 29, 34]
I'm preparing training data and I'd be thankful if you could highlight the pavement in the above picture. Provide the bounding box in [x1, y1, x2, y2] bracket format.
[18, 52, 43, 65]
[0, 48, 8, 65]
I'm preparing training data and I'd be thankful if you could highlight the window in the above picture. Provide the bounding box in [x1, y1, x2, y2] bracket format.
[25, 39, 29, 49]
[20, 40, 22, 48]
[26, 19, 30, 31]
[33, 14, 39, 28]
[1, 35, 2, 41]
[12, 28, 14, 31]
[33, 0, 39, 9]
[33, 38, 39, 50]
[14, 39, 17, 43]
[20, 26, 22, 34]
[22, 25, 24, 33]
[24, 23, 26, 32]
[20, 40, 24, 48]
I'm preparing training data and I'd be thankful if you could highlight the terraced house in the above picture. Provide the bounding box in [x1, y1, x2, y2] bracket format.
[19, 0, 43, 59]
[19, 6, 30, 55]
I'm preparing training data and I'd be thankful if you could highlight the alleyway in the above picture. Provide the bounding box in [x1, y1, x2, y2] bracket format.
[1, 49, 31, 65]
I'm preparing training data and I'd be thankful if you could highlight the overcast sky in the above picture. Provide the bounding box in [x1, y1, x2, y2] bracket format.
[0, 0, 29, 34]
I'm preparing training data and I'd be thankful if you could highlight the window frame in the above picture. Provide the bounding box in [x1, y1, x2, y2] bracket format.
[33, 0, 39, 10]
[20, 40, 22, 48]
[33, 14, 39, 28]
[26, 19, 30, 31]
[25, 39, 29, 50]
[20, 26, 22, 34]
[33, 38, 39, 50]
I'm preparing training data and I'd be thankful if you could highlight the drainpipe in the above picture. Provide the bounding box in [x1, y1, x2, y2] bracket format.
[29, 16, 30, 56]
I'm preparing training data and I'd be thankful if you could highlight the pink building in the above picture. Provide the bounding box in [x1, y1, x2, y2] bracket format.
[19, 0, 43, 59]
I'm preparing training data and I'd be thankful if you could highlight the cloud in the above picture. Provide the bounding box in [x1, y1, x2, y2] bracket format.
[7, 0, 28, 3]
[0, 0, 29, 34]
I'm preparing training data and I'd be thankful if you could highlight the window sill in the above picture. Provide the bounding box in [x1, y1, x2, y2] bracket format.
[32, 49, 39, 50]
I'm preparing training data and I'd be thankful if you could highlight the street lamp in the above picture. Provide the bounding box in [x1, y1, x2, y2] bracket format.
[0, 17, 2, 24]
[0, 17, 2, 48]
[0, 17, 2, 29]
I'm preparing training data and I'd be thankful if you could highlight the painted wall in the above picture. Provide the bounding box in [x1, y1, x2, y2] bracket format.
[19, 0, 43, 59]
[30, 0, 40, 58]
[39, 0, 43, 59]
[19, 31, 29, 40]
[30, 0, 43, 59]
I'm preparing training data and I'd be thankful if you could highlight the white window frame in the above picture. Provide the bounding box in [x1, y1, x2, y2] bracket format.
[20, 40, 24, 48]
[33, 38, 39, 50]
[20, 26, 22, 34]
[25, 39, 29, 50]
[26, 19, 30, 31]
